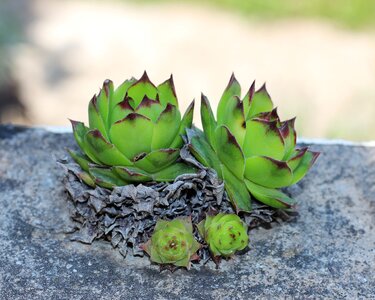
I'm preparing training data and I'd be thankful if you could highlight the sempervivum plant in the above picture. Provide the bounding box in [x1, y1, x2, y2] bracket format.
[198, 213, 248, 258]
[189, 74, 320, 212]
[68, 72, 196, 188]
[141, 217, 201, 269]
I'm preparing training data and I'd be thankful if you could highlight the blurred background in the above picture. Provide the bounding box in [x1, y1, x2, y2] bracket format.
[0, 0, 374, 140]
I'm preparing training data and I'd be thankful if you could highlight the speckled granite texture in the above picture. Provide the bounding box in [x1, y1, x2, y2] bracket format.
[0, 125, 374, 299]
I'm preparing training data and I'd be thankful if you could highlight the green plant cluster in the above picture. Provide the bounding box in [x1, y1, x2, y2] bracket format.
[68, 72, 319, 267]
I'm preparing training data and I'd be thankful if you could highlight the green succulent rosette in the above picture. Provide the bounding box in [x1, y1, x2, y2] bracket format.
[198, 213, 249, 258]
[141, 217, 200, 268]
[68, 72, 196, 188]
[189, 74, 320, 212]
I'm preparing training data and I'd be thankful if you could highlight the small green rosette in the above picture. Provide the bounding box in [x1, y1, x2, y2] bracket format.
[141, 217, 200, 269]
[198, 213, 249, 258]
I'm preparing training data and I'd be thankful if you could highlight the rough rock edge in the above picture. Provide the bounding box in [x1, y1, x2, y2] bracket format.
[60, 142, 295, 265]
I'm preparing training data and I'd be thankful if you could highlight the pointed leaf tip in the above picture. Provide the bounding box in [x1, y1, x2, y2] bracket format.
[201, 93, 209, 105]
[245, 82, 274, 120]
[118, 97, 134, 110]
[102, 79, 113, 96]
[138, 96, 159, 108]
[245, 80, 256, 103]
[140, 70, 150, 82]
[161, 102, 174, 114]
[218, 75, 241, 123]
[255, 82, 271, 98]
[249, 80, 255, 96]
[152, 102, 180, 149]
[133, 70, 157, 88]
[289, 149, 320, 184]
[114, 112, 150, 124]
[187, 98, 195, 111]
[243, 80, 256, 118]
[245, 179, 296, 209]
[69, 119, 83, 129]
[90, 94, 98, 110]
[227, 73, 239, 89]
[127, 112, 151, 122]
[289, 117, 296, 128]
[157, 74, 179, 107]
[225, 126, 239, 145]
[258, 82, 268, 93]
[168, 74, 177, 93]
[279, 121, 290, 139]
[159, 74, 177, 96]
[181, 99, 194, 119]
[311, 151, 321, 164]
[200, 94, 217, 148]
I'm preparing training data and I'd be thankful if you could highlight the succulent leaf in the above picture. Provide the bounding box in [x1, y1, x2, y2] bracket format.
[287, 147, 308, 170]
[256, 107, 280, 122]
[242, 81, 255, 118]
[88, 95, 108, 139]
[244, 156, 293, 188]
[244, 179, 296, 209]
[110, 77, 137, 111]
[218, 96, 246, 146]
[243, 119, 285, 160]
[133, 148, 180, 173]
[110, 97, 135, 125]
[246, 83, 273, 120]
[152, 163, 197, 182]
[109, 113, 154, 160]
[198, 213, 249, 257]
[152, 104, 181, 150]
[221, 165, 251, 212]
[127, 71, 158, 107]
[142, 217, 200, 269]
[97, 79, 114, 129]
[70, 120, 87, 150]
[70, 120, 101, 164]
[89, 167, 128, 188]
[169, 100, 195, 149]
[113, 166, 152, 182]
[280, 118, 297, 160]
[289, 150, 320, 184]
[135, 96, 163, 122]
[217, 74, 241, 124]
[157, 75, 178, 107]
[200, 94, 217, 149]
[186, 128, 222, 176]
[215, 125, 245, 180]
[77, 171, 96, 188]
[85, 129, 133, 166]
[67, 150, 91, 172]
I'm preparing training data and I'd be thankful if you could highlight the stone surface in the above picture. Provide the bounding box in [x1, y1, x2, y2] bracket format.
[0, 125, 374, 299]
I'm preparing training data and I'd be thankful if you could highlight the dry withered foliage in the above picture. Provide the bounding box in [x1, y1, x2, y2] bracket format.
[60, 144, 296, 262]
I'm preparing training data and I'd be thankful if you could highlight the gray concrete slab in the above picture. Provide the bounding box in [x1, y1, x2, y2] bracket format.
[0, 125, 374, 299]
